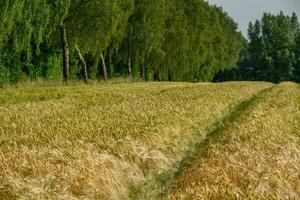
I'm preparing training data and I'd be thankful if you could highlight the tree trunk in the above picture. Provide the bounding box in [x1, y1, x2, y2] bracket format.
[128, 57, 132, 79]
[154, 70, 160, 81]
[60, 24, 69, 83]
[75, 44, 88, 84]
[141, 65, 146, 81]
[100, 52, 108, 80]
[127, 34, 132, 79]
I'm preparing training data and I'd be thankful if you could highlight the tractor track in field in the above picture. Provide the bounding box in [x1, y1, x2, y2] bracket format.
[166, 85, 275, 180]
[131, 84, 276, 200]
[159, 85, 276, 197]
[163, 82, 300, 199]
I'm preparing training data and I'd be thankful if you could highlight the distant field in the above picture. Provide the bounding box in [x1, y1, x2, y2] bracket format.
[0, 82, 299, 200]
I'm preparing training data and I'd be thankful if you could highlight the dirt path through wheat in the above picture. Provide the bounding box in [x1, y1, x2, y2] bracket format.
[165, 83, 300, 200]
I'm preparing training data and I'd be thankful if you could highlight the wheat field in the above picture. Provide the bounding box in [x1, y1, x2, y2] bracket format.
[165, 82, 300, 200]
[0, 81, 298, 200]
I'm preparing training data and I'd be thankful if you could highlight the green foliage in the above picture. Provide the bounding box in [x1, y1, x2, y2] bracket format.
[0, 49, 11, 84]
[293, 32, 300, 82]
[45, 53, 62, 81]
[69, 51, 82, 80]
[0, 0, 52, 56]
[66, 0, 134, 53]
[0, 0, 246, 83]
[247, 12, 299, 82]
[166, 1, 244, 82]
[215, 12, 300, 83]
[0, 45, 24, 84]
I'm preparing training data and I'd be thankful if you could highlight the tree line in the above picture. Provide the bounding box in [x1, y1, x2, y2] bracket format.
[215, 12, 300, 83]
[0, 0, 245, 84]
[1, 1, 298, 84]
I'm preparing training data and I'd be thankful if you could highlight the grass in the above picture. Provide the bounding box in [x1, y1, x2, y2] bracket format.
[0, 81, 273, 199]
[164, 82, 300, 199]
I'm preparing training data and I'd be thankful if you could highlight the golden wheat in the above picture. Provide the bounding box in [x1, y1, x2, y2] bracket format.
[0, 82, 272, 199]
[165, 82, 300, 200]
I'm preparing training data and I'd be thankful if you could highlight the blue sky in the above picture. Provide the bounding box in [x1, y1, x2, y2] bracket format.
[206, 0, 300, 38]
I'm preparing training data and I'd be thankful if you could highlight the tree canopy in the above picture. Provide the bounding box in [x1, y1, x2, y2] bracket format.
[215, 12, 300, 83]
[0, 0, 253, 84]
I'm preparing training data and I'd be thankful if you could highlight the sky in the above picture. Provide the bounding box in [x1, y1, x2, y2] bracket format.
[206, 0, 300, 38]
